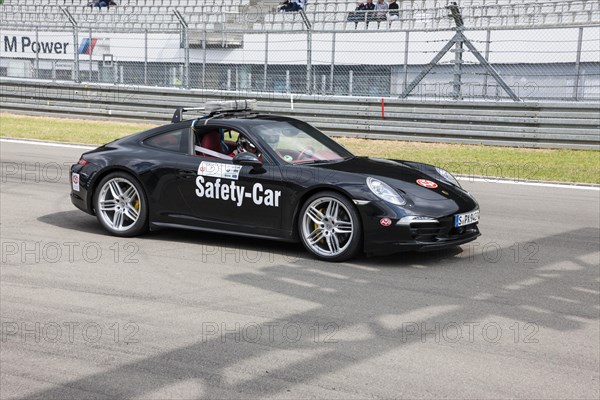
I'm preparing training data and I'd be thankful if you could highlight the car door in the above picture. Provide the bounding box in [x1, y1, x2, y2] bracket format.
[140, 124, 198, 224]
[174, 123, 285, 237]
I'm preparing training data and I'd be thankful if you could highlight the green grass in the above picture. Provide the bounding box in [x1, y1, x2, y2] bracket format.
[337, 138, 600, 185]
[0, 113, 155, 145]
[1, 112, 598, 184]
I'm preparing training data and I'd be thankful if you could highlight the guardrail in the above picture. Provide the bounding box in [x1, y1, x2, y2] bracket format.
[1, 78, 599, 150]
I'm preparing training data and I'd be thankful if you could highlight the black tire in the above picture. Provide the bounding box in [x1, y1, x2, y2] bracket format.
[93, 171, 149, 237]
[298, 191, 362, 262]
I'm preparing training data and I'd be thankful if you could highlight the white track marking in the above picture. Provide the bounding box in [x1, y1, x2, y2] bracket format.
[1, 138, 95, 150]
[1, 138, 598, 191]
[457, 176, 599, 191]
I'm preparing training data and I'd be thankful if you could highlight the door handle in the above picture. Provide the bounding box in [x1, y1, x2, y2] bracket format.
[178, 171, 197, 178]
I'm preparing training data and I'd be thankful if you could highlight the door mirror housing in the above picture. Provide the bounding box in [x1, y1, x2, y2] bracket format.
[233, 152, 263, 168]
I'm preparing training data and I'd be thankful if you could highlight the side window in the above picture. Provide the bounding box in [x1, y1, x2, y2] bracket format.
[193, 126, 240, 158]
[145, 128, 191, 154]
[192, 126, 268, 163]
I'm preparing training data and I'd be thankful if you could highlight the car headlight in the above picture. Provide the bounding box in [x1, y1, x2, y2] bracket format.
[435, 167, 460, 187]
[366, 177, 406, 206]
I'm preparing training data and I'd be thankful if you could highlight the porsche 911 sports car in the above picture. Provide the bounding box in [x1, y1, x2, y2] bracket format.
[70, 100, 480, 261]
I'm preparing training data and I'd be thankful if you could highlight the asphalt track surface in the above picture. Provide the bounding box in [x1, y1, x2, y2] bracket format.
[1, 140, 599, 399]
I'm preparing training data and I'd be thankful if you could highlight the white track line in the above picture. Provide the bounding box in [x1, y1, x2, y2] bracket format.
[1, 138, 95, 150]
[457, 176, 599, 191]
[2, 137, 598, 191]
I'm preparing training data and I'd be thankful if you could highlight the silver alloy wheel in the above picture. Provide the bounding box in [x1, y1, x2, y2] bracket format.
[97, 177, 141, 232]
[301, 196, 354, 257]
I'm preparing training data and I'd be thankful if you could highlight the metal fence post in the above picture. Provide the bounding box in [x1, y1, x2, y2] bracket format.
[61, 7, 79, 83]
[89, 27, 93, 82]
[330, 32, 336, 95]
[299, 9, 313, 95]
[452, 29, 464, 100]
[144, 29, 148, 86]
[482, 29, 491, 98]
[174, 10, 190, 89]
[263, 32, 269, 92]
[35, 27, 39, 79]
[73, 26, 80, 83]
[202, 30, 207, 89]
[573, 26, 584, 100]
[306, 29, 312, 94]
[184, 26, 190, 88]
[349, 70, 353, 96]
[402, 31, 409, 92]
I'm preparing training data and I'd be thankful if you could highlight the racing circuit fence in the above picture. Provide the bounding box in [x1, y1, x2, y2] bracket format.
[1, 0, 599, 102]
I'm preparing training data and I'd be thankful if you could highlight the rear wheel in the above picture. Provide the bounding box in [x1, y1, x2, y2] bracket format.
[94, 172, 148, 237]
[299, 191, 362, 262]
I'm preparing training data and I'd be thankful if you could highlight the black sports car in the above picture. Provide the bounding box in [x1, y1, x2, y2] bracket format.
[70, 100, 480, 261]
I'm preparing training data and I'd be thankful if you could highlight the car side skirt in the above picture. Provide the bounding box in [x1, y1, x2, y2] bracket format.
[150, 222, 298, 243]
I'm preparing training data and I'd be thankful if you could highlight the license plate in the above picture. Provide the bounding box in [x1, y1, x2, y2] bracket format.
[454, 210, 479, 227]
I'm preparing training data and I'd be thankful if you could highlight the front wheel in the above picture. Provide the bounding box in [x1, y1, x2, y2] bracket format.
[299, 191, 362, 262]
[94, 172, 148, 237]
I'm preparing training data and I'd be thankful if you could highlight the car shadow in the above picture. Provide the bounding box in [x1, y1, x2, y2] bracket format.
[36, 210, 468, 267]
[37, 210, 106, 235]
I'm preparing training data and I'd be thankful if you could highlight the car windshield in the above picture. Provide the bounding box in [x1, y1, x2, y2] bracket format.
[249, 120, 353, 164]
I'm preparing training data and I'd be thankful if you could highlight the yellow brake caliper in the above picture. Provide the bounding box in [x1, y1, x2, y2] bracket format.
[316, 207, 326, 244]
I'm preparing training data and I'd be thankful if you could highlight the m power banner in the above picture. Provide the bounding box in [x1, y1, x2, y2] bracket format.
[1, 31, 181, 62]
[2, 32, 74, 60]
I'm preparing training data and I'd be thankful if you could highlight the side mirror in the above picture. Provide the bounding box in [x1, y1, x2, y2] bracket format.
[233, 152, 263, 168]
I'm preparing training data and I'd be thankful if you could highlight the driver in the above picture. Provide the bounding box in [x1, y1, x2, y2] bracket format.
[230, 134, 261, 160]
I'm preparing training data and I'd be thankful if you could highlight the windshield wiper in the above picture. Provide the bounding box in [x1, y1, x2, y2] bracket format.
[295, 159, 344, 165]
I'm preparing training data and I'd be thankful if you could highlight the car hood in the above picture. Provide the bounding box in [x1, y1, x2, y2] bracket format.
[315, 156, 471, 202]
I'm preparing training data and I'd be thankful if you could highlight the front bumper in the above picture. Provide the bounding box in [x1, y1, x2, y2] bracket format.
[361, 202, 481, 256]
[365, 223, 480, 256]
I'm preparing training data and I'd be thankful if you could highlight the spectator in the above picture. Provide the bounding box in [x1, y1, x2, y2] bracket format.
[90, 1, 116, 9]
[388, 0, 399, 20]
[374, 0, 388, 21]
[278, 0, 305, 12]
[347, 0, 375, 22]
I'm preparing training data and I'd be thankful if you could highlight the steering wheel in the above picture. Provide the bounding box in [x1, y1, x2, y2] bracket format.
[297, 146, 315, 161]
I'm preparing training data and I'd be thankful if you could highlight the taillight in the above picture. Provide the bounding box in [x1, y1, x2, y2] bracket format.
[78, 158, 89, 166]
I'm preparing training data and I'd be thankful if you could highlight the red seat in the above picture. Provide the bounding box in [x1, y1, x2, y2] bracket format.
[199, 131, 223, 157]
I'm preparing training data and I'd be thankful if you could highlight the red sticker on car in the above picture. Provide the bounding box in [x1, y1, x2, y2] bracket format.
[416, 179, 438, 189]
[380, 218, 392, 227]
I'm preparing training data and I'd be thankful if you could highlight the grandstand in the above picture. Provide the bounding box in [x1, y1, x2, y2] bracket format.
[1, 0, 599, 100]
[1, 0, 598, 31]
